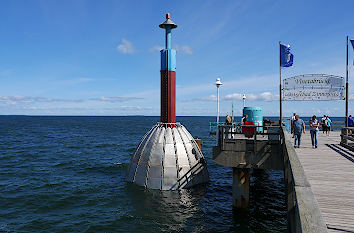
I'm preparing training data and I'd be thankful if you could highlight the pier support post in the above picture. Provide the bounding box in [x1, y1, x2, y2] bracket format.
[232, 168, 250, 209]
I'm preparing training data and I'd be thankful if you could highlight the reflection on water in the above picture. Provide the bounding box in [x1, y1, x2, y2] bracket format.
[126, 184, 208, 232]
[124, 169, 286, 233]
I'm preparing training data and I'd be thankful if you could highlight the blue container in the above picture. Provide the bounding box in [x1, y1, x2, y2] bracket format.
[243, 107, 263, 132]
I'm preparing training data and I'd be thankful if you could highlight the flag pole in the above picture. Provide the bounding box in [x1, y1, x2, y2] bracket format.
[232, 101, 234, 124]
[279, 41, 282, 125]
[346, 36, 349, 127]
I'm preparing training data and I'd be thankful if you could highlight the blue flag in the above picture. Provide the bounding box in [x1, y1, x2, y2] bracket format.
[280, 43, 294, 67]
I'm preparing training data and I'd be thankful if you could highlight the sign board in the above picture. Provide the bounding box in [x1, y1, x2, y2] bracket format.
[282, 74, 345, 101]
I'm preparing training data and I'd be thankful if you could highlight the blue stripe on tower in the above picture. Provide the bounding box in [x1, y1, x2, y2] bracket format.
[160, 49, 176, 71]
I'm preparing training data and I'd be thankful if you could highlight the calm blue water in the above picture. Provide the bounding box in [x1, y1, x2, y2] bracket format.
[0, 116, 292, 232]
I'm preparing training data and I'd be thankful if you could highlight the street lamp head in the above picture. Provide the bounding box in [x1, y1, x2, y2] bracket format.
[215, 78, 222, 87]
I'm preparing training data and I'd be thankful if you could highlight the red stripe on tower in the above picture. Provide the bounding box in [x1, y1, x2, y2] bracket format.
[160, 70, 176, 124]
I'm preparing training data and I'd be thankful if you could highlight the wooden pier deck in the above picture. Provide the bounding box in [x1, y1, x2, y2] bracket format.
[289, 130, 354, 232]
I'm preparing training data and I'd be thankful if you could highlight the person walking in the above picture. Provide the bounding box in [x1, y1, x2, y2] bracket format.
[347, 115, 354, 135]
[241, 114, 248, 125]
[291, 113, 296, 138]
[324, 115, 332, 135]
[309, 115, 319, 148]
[225, 115, 232, 139]
[348, 115, 354, 127]
[321, 115, 326, 134]
[293, 115, 305, 148]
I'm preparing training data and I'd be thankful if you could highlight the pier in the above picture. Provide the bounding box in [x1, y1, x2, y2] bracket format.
[213, 125, 354, 232]
[288, 130, 354, 232]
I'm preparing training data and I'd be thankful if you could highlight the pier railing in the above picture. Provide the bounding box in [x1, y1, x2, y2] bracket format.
[217, 125, 281, 149]
[340, 127, 354, 151]
[281, 126, 328, 232]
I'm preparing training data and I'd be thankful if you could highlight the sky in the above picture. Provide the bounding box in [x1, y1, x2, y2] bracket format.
[0, 0, 354, 117]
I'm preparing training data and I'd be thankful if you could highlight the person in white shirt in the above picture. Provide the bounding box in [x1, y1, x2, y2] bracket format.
[309, 115, 320, 148]
[290, 113, 296, 138]
[321, 115, 326, 134]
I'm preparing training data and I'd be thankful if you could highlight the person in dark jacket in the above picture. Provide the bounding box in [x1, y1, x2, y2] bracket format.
[348, 115, 354, 127]
[293, 115, 306, 148]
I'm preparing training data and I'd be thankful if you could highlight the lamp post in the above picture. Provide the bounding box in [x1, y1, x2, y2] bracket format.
[215, 78, 222, 125]
[242, 94, 246, 108]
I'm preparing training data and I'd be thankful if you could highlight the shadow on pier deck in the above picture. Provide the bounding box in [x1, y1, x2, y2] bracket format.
[213, 125, 354, 232]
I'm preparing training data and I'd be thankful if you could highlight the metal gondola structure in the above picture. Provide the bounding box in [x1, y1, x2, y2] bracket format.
[126, 13, 209, 190]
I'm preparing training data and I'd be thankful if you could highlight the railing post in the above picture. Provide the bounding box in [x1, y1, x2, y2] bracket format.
[341, 127, 348, 145]
[254, 127, 257, 153]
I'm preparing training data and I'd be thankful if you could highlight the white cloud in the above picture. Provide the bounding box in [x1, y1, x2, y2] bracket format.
[149, 45, 164, 53]
[0, 96, 82, 105]
[223, 92, 278, 101]
[0, 95, 143, 105]
[117, 38, 135, 54]
[223, 93, 243, 101]
[119, 105, 152, 111]
[186, 94, 216, 102]
[174, 45, 193, 54]
[181, 46, 193, 54]
[149, 44, 193, 54]
[187, 92, 278, 102]
[90, 96, 142, 103]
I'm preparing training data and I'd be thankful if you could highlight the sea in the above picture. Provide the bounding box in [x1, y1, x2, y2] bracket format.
[0, 116, 345, 232]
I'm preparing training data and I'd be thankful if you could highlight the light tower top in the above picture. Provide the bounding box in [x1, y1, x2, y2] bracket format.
[159, 13, 177, 29]
[215, 78, 222, 87]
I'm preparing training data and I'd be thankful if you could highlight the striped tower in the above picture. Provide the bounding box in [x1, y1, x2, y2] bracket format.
[159, 13, 177, 124]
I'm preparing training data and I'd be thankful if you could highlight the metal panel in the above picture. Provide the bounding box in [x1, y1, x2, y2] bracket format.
[165, 127, 174, 144]
[175, 143, 190, 166]
[184, 142, 197, 164]
[178, 126, 192, 145]
[163, 166, 177, 179]
[134, 164, 147, 185]
[164, 140, 176, 168]
[149, 143, 163, 165]
[162, 178, 178, 190]
[147, 165, 162, 179]
[146, 178, 162, 189]
[139, 130, 158, 164]
[178, 166, 190, 179]
[162, 166, 178, 190]
[172, 127, 183, 144]
[164, 154, 177, 167]
[132, 127, 155, 163]
[126, 163, 137, 182]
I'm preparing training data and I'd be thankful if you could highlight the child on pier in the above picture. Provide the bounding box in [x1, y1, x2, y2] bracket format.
[293, 115, 306, 148]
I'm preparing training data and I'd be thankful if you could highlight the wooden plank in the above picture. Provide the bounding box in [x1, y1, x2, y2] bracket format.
[289, 131, 354, 231]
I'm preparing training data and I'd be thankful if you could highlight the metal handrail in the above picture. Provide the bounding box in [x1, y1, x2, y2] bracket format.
[217, 125, 281, 147]
[340, 127, 354, 151]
